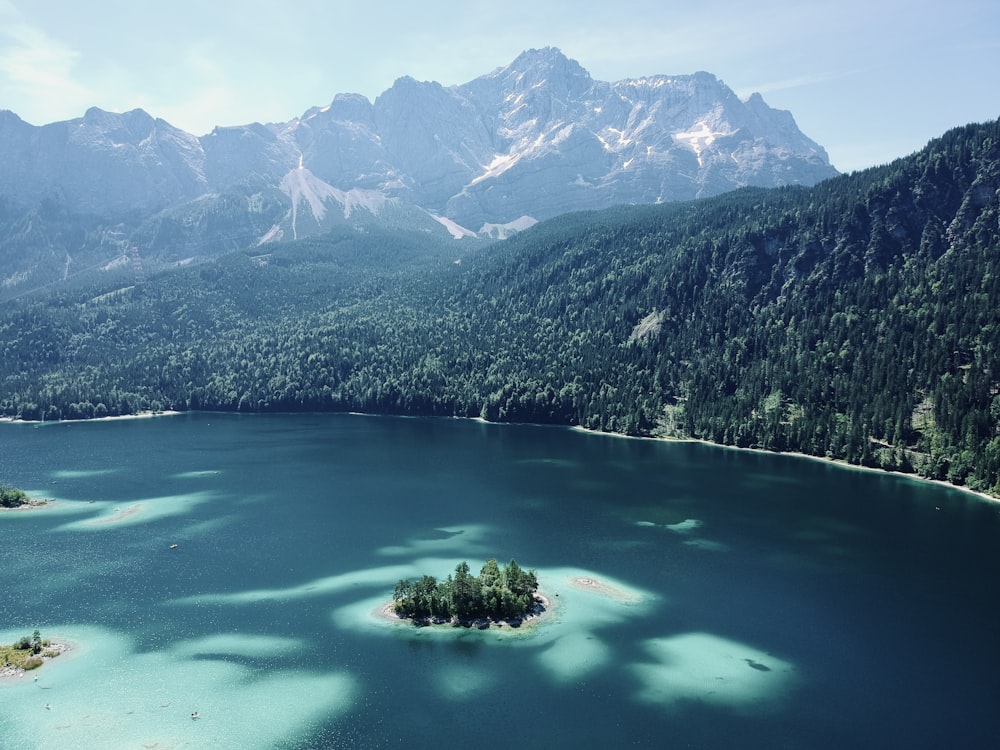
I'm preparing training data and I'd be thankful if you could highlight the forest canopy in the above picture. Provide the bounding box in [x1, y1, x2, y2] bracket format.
[392, 559, 540, 622]
[0, 485, 30, 508]
[1, 120, 999, 495]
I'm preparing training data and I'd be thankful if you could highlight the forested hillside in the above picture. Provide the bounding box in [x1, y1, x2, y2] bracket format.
[2, 120, 999, 494]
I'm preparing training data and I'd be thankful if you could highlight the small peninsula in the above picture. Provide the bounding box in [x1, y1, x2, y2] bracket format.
[0, 630, 67, 680]
[392, 559, 543, 627]
[0, 485, 47, 510]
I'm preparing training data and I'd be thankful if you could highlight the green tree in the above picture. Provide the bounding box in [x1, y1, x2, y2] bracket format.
[0, 486, 29, 508]
[392, 578, 416, 616]
[450, 561, 480, 619]
[479, 558, 503, 617]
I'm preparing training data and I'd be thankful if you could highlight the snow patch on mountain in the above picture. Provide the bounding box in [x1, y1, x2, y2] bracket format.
[673, 120, 734, 167]
[470, 153, 523, 186]
[0, 46, 838, 253]
[430, 213, 477, 239]
[479, 216, 538, 240]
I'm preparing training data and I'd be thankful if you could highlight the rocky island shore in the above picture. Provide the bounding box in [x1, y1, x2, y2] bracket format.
[0, 633, 69, 682]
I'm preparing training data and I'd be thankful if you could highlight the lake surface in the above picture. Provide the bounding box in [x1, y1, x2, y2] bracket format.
[1, 412, 998, 749]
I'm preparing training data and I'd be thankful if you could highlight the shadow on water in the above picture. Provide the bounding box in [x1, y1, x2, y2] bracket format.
[1, 413, 998, 749]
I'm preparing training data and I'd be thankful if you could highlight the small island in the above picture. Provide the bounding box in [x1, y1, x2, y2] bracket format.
[392, 559, 543, 627]
[0, 485, 47, 509]
[0, 630, 66, 679]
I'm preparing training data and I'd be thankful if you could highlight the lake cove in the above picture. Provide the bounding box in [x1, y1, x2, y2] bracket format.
[1, 413, 998, 748]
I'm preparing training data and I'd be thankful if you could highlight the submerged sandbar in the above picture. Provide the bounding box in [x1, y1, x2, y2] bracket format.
[568, 576, 642, 603]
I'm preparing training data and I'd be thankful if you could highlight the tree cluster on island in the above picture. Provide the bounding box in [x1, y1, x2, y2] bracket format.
[0, 485, 33, 508]
[1, 630, 53, 671]
[393, 559, 539, 623]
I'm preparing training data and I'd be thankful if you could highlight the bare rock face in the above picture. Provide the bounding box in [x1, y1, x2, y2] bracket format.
[0, 47, 837, 265]
[284, 48, 836, 231]
[0, 107, 209, 215]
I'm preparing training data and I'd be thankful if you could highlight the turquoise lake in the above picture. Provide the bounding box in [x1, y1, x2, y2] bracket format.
[1, 412, 998, 748]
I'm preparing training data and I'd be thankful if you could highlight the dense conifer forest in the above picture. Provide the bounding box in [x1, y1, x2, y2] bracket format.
[1, 120, 999, 494]
[393, 559, 540, 623]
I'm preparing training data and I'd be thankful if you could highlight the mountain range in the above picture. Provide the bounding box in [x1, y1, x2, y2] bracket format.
[0, 48, 837, 296]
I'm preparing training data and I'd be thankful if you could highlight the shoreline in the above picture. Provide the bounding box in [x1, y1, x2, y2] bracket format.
[728, 442, 1000, 506]
[0, 641, 71, 684]
[0, 409, 182, 426]
[569, 425, 1000, 506]
[0, 491, 55, 513]
[3, 408, 992, 504]
[0, 500, 55, 513]
[717, 442, 1000, 506]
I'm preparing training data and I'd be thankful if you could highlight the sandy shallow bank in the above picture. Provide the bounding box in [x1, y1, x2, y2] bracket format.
[91, 504, 143, 524]
[567, 576, 642, 604]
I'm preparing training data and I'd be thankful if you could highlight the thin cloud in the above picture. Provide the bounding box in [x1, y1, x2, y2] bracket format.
[0, 8, 93, 121]
[736, 68, 861, 98]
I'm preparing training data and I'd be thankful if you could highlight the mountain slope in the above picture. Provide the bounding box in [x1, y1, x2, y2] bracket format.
[0, 107, 208, 215]
[295, 47, 837, 228]
[0, 119, 997, 494]
[0, 48, 837, 299]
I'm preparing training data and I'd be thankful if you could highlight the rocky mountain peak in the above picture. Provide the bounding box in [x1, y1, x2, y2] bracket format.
[325, 93, 375, 124]
[0, 47, 839, 254]
[498, 47, 593, 95]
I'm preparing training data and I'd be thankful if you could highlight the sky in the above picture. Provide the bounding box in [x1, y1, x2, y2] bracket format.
[0, 0, 996, 173]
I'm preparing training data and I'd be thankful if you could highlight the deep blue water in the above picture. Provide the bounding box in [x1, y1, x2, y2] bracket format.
[1, 413, 998, 748]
